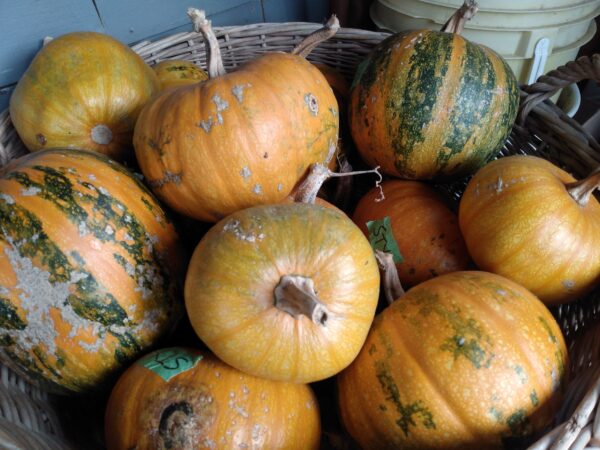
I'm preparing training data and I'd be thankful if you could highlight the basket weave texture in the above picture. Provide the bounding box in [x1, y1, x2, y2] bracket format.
[0, 20, 600, 450]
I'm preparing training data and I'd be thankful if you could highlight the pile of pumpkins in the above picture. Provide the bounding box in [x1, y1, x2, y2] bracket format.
[2, 3, 600, 449]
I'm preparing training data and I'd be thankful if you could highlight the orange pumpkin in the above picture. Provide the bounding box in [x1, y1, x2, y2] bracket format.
[337, 271, 568, 449]
[105, 347, 321, 450]
[133, 11, 339, 222]
[353, 179, 471, 287]
[459, 155, 600, 305]
[152, 59, 208, 91]
[9, 32, 159, 162]
[0, 149, 184, 393]
[184, 202, 380, 383]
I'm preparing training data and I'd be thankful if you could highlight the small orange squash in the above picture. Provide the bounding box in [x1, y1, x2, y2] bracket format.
[134, 11, 339, 222]
[184, 202, 380, 383]
[105, 347, 321, 450]
[337, 271, 568, 449]
[459, 155, 600, 305]
[152, 59, 208, 91]
[353, 179, 470, 287]
[10, 32, 159, 162]
[0, 149, 184, 393]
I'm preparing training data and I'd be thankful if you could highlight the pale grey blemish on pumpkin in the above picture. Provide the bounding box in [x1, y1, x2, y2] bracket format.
[329, 106, 338, 118]
[562, 280, 575, 290]
[147, 171, 182, 189]
[98, 186, 110, 196]
[253, 184, 262, 195]
[304, 93, 319, 116]
[104, 225, 114, 236]
[199, 116, 214, 133]
[232, 83, 252, 103]
[78, 221, 89, 237]
[0, 194, 15, 205]
[213, 94, 229, 125]
[20, 187, 41, 197]
[277, 183, 283, 192]
[88, 174, 97, 181]
[223, 219, 265, 243]
[240, 167, 252, 179]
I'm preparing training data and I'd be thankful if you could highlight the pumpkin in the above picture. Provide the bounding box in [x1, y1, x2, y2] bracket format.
[152, 59, 208, 91]
[0, 149, 184, 394]
[337, 271, 568, 449]
[105, 347, 321, 450]
[133, 10, 339, 222]
[352, 179, 471, 287]
[459, 154, 600, 305]
[184, 202, 380, 383]
[348, 2, 519, 181]
[9, 32, 159, 162]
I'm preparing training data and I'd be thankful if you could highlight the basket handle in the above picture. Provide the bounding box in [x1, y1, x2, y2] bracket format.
[518, 54, 600, 125]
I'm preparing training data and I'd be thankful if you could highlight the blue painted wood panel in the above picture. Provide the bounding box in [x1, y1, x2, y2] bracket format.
[0, 0, 103, 87]
[263, 0, 329, 23]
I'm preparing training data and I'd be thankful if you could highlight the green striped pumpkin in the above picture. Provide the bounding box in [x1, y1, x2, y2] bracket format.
[0, 149, 184, 394]
[349, 30, 519, 181]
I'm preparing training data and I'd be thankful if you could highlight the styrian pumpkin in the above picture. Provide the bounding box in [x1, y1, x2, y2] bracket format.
[348, 2, 518, 181]
[353, 179, 471, 287]
[9, 32, 159, 162]
[184, 202, 380, 383]
[459, 154, 600, 305]
[0, 149, 184, 394]
[133, 10, 339, 222]
[152, 59, 208, 91]
[105, 347, 321, 450]
[337, 271, 568, 449]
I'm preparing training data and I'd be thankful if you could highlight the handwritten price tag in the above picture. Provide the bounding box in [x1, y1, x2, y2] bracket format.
[366, 216, 403, 264]
[138, 348, 203, 382]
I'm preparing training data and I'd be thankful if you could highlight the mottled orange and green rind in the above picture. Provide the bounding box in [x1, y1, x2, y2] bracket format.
[337, 271, 567, 450]
[0, 149, 183, 393]
[350, 30, 519, 181]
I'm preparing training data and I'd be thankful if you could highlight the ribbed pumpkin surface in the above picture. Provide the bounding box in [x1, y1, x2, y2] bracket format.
[184, 203, 380, 383]
[349, 30, 519, 181]
[337, 271, 567, 449]
[105, 347, 321, 450]
[0, 149, 184, 393]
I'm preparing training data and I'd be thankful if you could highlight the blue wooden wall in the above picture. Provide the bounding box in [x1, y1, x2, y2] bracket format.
[0, 0, 329, 111]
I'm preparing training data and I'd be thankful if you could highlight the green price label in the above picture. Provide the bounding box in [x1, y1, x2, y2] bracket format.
[366, 216, 403, 263]
[138, 348, 203, 382]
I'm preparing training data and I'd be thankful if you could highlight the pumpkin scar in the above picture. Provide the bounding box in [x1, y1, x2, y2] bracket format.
[213, 94, 229, 124]
[223, 219, 265, 242]
[232, 83, 252, 103]
[148, 171, 182, 189]
[304, 93, 319, 116]
[240, 167, 252, 179]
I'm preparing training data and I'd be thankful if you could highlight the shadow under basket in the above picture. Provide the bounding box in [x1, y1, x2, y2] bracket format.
[1, 21, 600, 450]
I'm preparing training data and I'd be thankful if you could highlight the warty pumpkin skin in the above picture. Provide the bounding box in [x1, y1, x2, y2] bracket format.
[134, 13, 339, 222]
[152, 59, 208, 91]
[105, 347, 321, 450]
[0, 149, 184, 394]
[349, 29, 519, 181]
[184, 202, 380, 383]
[459, 155, 600, 305]
[9, 32, 159, 162]
[337, 271, 568, 450]
[352, 179, 471, 287]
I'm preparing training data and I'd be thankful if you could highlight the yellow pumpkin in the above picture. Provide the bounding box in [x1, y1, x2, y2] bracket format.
[152, 59, 208, 90]
[184, 202, 380, 383]
[9, 32, 159, 162]
[105, 347, 321, 449]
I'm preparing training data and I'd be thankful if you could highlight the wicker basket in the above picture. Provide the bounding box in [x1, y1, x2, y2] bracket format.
[1, 19, 600, 450]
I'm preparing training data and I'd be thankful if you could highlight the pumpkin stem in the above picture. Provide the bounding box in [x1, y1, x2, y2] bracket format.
[441, 0, 478, 35]
[274, 275, 331, 325]
[291, 15, 340, 58]
[566, 169, 600, 206]
[187, 8, 226, 78]
[375, 250, 405, 305]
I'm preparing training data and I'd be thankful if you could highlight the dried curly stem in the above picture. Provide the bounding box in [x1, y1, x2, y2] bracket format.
[375, 250, 405, 305]
[187, 8, 226, 78]
[291, 15, 340, 58]
[566, 166, 600, 207]
[441, 0, 478, 35]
